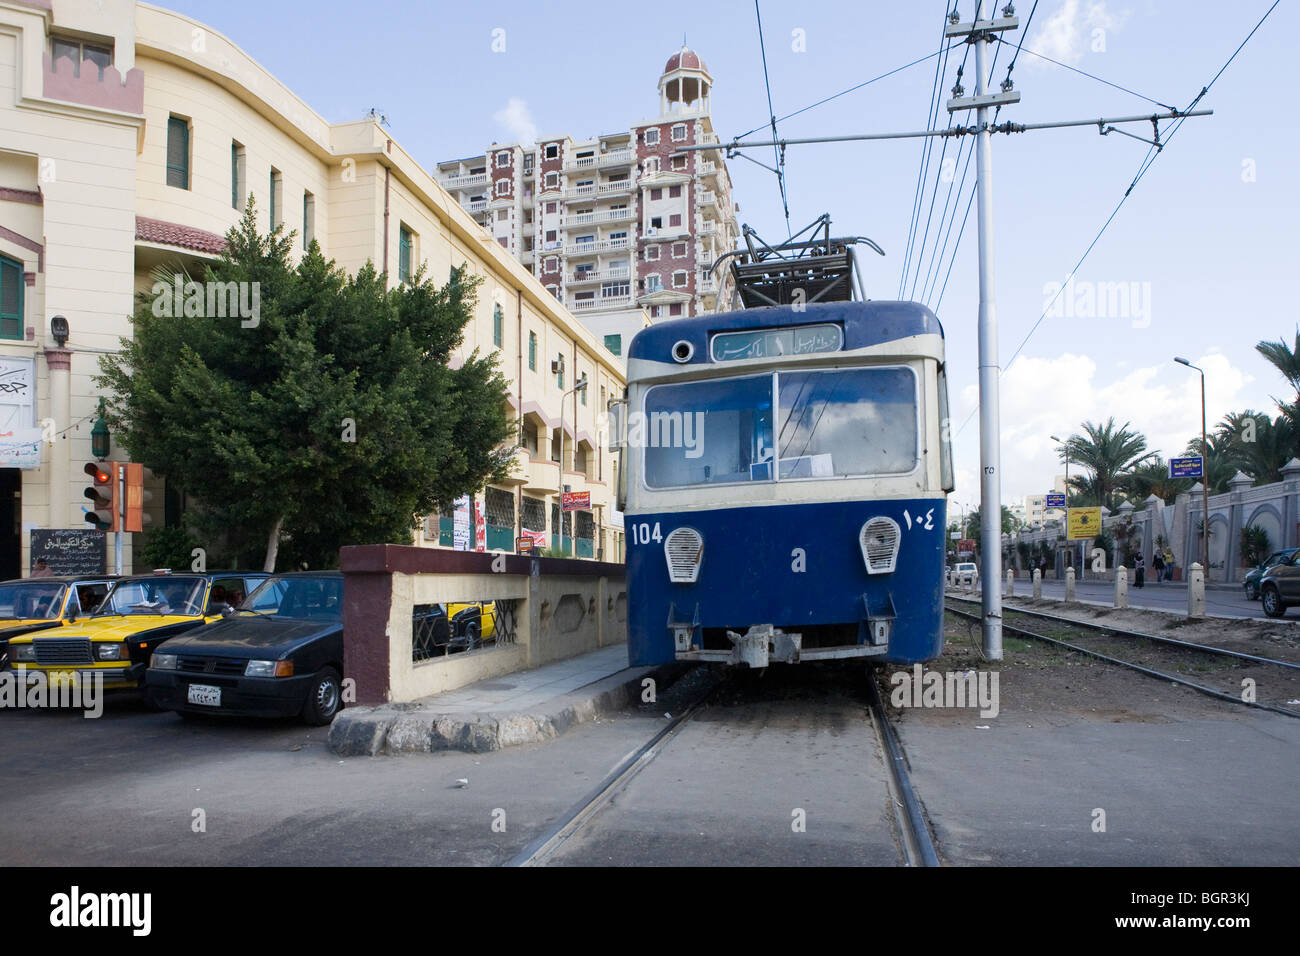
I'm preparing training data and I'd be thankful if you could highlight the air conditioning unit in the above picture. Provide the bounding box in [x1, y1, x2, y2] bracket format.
[551, 357, 565, 375]
[645, 227, 658, 236]
[600, 142, 608, 152]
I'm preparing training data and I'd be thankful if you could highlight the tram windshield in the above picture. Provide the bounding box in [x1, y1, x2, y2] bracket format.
[643, 367, 917, 488]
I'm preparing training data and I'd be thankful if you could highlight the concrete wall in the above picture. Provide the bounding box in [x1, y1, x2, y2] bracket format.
[341, 544, 627, 705]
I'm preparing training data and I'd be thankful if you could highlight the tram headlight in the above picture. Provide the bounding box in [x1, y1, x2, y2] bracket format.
[664, 527, 704, 583]
[860, 517, 901, 574]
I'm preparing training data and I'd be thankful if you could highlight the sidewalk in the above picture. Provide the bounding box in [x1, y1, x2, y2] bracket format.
[328, 644, 684, 756]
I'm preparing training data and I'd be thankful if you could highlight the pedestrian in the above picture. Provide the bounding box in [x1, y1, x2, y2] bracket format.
[1134, 553, 1145, 589]
[1152, 552, 1165, 583]
[30, 558, 52, 578]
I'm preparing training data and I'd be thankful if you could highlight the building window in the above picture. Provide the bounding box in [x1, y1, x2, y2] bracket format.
[231, 141, 245, 209]
[645, 245, 660, 261]
[645, 275, 662, 293]
[604, 333, 621, 356]
[556, 354, 564, 390]
[644, 157, 660, 174]
[528, 331, 537, 370]
[398, 225, 412, 283]
[303, 191, 315, 249]
[545, 201, 557, 214]
[670, 156, 687, 172]
[544, 256, 559, 273]
[669, 185, 682, 198]
[673, 271, 688, 288]
[498, 237, 508, 248]
[493, 304, 504, 348]
[496, 151, 511, 168]
[650, 306, 663, 318]
[547, 286, 560, 299]
[669, 214, 682, 227]
[644, 128, 660, 146]
[0, 256, 23, 340]
[669, 303, 683, 316]
[545, 172, 558, 189]
[497, 208, 510, 221]
[269, 167, 282, 227]
[495, 179, 510, 196]
[545, 144, 559, 159]
[650, 188, 662, 201]
[671, 123, 687, 142]
[673, 242, 687, 258]
[166, 116, 190, 189]
[650, 216, 663, 229]
[50, 36, 112, 79]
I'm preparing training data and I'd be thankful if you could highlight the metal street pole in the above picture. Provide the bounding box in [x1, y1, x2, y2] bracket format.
[1051, 434, 1070, 577]
[114, 462, 123, 576]
[558, 375, 588, 557]
[1176, 358, 1211, 574]
[971, 17, 1003, 660]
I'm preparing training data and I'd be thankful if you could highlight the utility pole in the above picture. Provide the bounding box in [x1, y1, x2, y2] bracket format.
[945, 3, 1019, 660]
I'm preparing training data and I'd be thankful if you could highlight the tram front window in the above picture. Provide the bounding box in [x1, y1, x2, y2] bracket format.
[643, 367, 917, 488]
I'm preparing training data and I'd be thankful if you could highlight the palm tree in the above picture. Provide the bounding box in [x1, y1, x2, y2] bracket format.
[1256, 331, 1300, 397]
[1061, 418, 1156, 510]
[1186, 433, 1239, 494]
[1216, 409, 1296, 483]
[963, 505, 1017, 538]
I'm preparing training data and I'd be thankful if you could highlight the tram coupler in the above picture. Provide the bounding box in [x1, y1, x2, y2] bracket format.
[858, 593, 897, 647]
[726, 624, 801, 668]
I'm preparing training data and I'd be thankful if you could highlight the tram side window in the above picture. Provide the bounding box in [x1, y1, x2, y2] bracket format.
[776, 368, 918, 478]
[643, 376, 773, 488]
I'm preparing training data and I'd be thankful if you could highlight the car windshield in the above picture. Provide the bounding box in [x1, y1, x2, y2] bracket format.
[643, 367, 918, 489]
[0, 582, 67, 620]
[241, 575, 341, 619]
[97, 576, 207, 616]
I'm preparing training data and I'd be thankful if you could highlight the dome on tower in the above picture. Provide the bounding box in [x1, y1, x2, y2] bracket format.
[663, 46, 709, 76]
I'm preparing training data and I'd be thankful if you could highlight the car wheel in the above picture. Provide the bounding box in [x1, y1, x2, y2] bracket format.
[465, 623, 481, 651]
[1262, 586, 1286, 619]
[302, 666, 342, 726]
[1245, 582, 1259, 601]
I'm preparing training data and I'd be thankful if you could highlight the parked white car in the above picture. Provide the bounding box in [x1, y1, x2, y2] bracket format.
[948, 562, 978, 587]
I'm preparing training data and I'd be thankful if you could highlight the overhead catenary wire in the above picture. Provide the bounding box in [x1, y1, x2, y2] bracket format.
[953, 0, 1282, 436]
[753, 0, 791, 237]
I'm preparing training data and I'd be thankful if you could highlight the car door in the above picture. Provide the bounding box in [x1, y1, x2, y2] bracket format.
[1278, 553, 1300, 602]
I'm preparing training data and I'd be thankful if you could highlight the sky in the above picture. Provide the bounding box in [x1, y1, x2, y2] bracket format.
[159, 0, 1299, 514]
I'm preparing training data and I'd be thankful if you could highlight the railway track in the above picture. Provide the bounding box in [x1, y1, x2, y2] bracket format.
[946, 597, 1300, 719]
[508, 668, 939, 867]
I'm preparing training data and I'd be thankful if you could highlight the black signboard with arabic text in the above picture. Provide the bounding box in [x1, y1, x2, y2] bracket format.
[30, 529, 108, 576]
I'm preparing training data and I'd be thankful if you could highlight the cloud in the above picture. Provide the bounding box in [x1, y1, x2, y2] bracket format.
[1028, 0, 1127, 66]
[954, 350, 1256, 502]
[492, 97, 537, 146]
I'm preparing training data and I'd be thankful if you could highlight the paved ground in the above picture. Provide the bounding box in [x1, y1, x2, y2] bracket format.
[410, 645, 630, 714]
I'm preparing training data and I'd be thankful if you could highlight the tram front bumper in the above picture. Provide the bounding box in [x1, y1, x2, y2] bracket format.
[673, 623, 892, 666]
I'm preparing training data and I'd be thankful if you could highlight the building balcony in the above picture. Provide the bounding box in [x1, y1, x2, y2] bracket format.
[569, 267, 632, 286]
[464, 199, 488, 213]
[698, 277, 717, 294]
[698, 220, 717, 235]
[524, 458, 561, 496]
[566, 207, 636, 226]
[442, 172, 489, 190]
[698, 190, 717, 207]
[520, 247, 536, 264]
[566, 181, 635, 200]
[598, 148, 635, 168]
[564, 237, 631, 256]
[501, 448, 531, 486]
[698, 160, 718, 178]
[569, 294, 634, 312]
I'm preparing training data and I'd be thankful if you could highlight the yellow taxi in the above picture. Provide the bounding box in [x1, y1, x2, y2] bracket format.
[7, 571, 267, 691]
[0, 576, 114, 665]
[445, 601, 496, 650]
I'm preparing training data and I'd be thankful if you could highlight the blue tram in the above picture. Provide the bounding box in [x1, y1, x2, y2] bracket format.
[614, 300, 953, 668]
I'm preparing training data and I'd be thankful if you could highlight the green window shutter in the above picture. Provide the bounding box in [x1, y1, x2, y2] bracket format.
[399, 228, 412, 283]
[166, 117, 189, 189]
[269, 170, 276, 226]
[528, 332, 536, 371]
[0, 257, 23, 340]
[604, 333, 621, 356]
[493, 305, 503, 347]
[231, 143, 238, 208]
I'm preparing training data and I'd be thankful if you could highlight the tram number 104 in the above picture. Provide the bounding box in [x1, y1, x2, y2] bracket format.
[630, 522, 663, 545]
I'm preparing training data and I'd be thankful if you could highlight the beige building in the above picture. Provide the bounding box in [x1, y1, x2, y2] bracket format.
[435, 47, 741, 359]
[0, 0, 625, 576]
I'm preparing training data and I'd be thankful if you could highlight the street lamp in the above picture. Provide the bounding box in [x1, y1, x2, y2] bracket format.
[91, 398, 111, 461]
[1175, 357, 1211, 576]
[1051, 434, 1074, 576]
[558, 374, 588, 557]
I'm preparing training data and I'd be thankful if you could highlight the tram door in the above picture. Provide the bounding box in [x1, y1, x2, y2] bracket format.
[0, 469, 20, 580]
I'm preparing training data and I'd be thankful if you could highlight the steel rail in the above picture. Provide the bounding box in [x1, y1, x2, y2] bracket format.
[868, 675, 940, 867]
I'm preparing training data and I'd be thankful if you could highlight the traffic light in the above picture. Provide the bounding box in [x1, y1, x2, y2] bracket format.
[123, 462, 152, 533]
[83, 461, 118, 532]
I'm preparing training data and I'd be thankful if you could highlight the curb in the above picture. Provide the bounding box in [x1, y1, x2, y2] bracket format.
[327, 662, 689, 757]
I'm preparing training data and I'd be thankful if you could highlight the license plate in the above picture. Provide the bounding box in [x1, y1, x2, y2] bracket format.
[187, 683, 221, 707]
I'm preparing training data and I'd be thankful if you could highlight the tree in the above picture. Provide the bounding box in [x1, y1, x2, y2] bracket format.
[1061, 418, 1156, 510]
[964, 505, 1017, 538]
[1185, 432, 1240, 495]
[1256, 331, 1300, 397]
[1214, 409, 1295, 485]
[97, 199, 513, 570]
[1120, 457, 1192, 504]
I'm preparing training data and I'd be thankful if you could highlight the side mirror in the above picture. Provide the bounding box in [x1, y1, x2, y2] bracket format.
[221, 605, 236, 618]
[67, 609, 78, 623]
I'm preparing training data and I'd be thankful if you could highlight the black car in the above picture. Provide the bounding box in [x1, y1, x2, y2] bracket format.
[145, 572, 344, 725]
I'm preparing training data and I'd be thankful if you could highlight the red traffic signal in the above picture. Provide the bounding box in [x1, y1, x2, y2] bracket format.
[83, 461, 118, 532]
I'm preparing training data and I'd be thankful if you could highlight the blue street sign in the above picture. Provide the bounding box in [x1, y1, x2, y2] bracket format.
[1045, 493, 1066, 509]
[1170, 456, 1204, 479]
